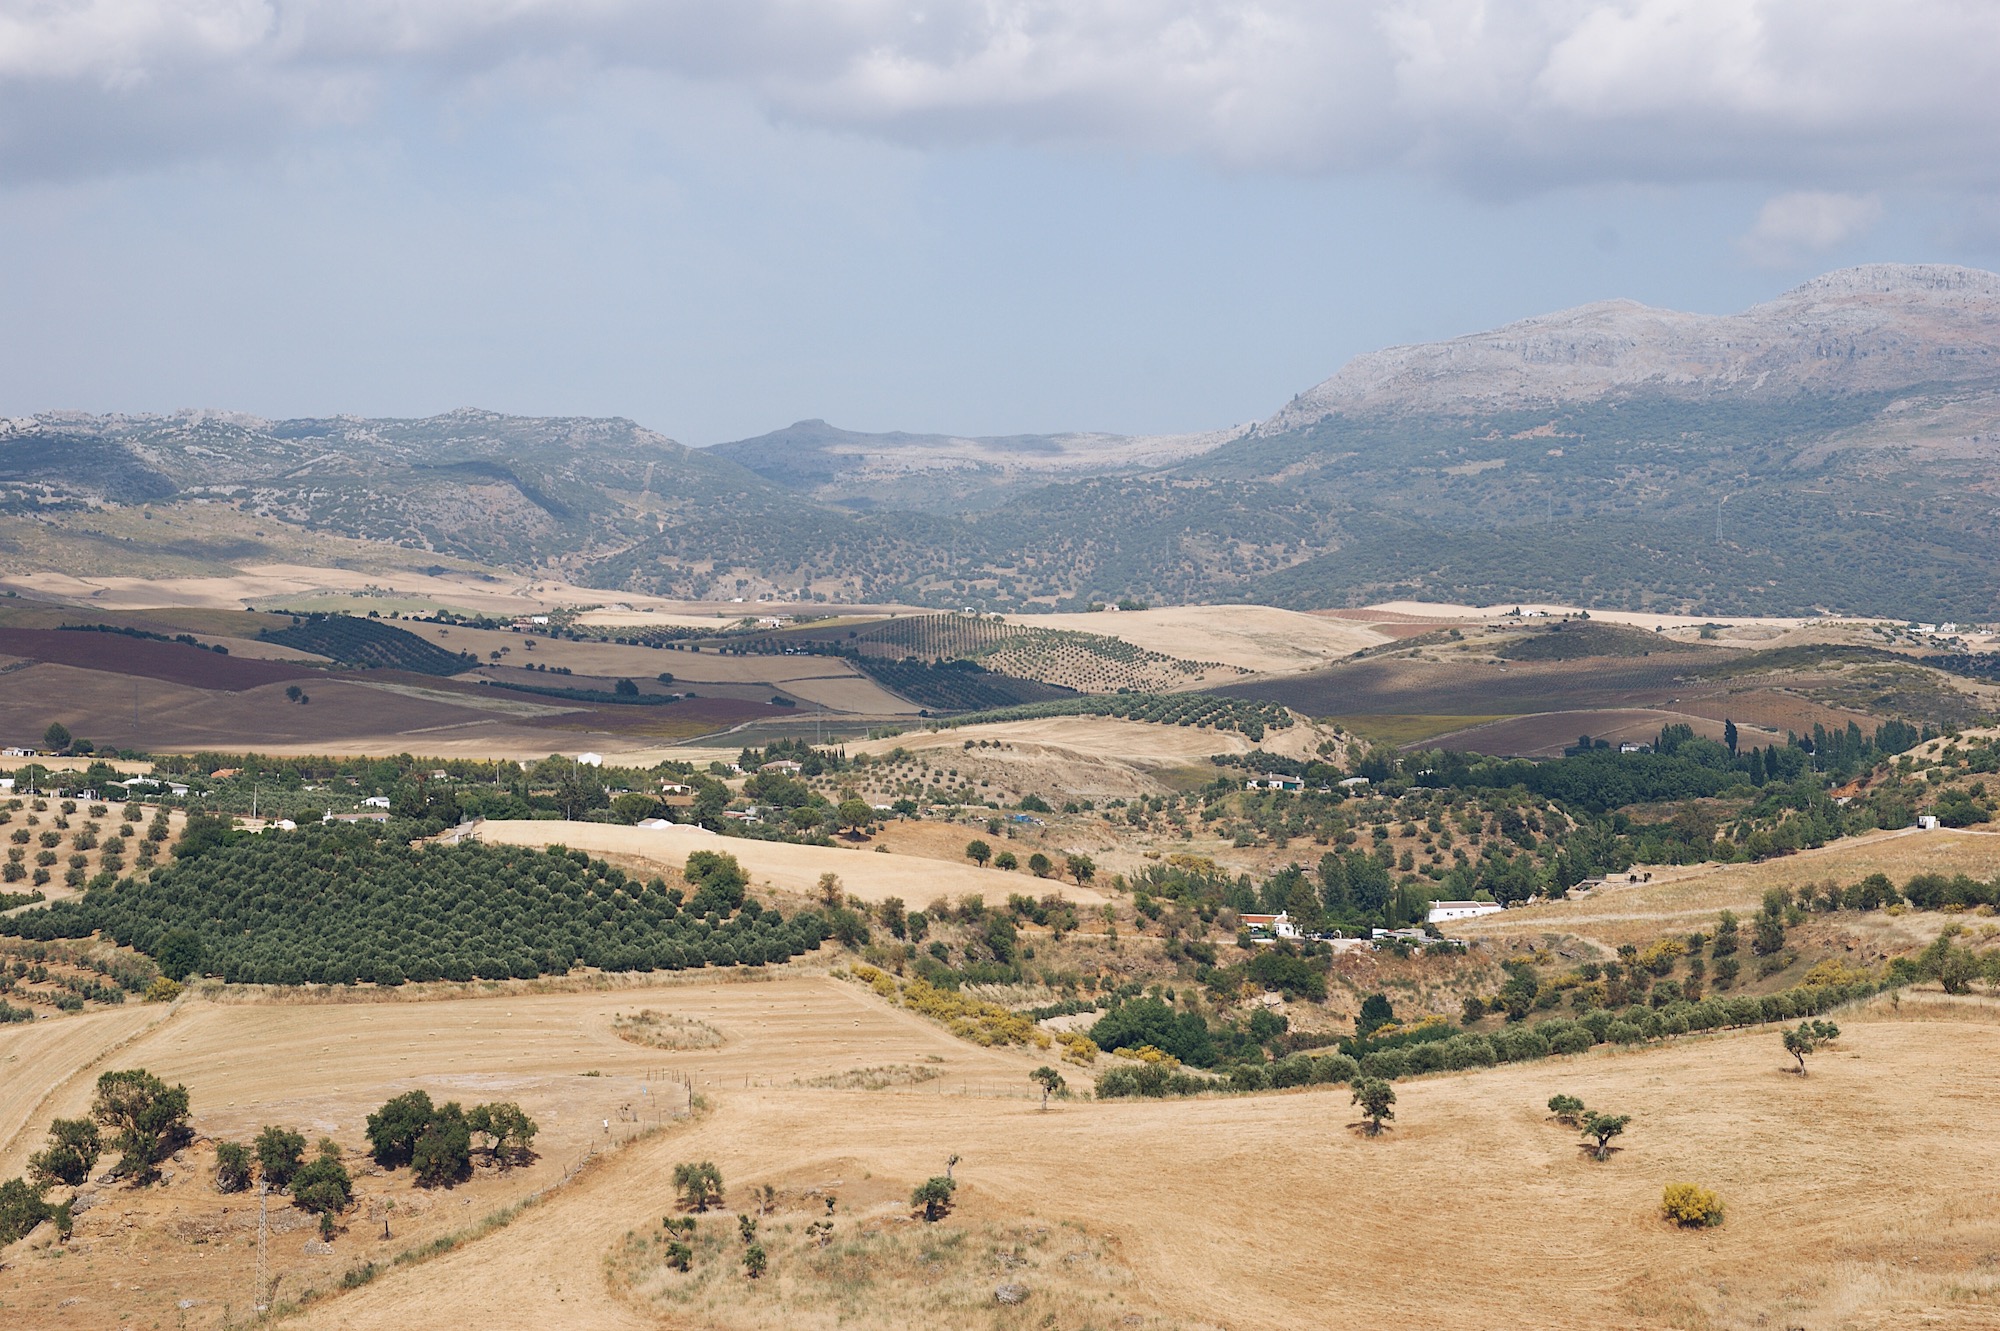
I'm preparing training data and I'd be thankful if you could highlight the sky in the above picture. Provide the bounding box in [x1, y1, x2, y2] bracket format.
[2, 1, 1998, 445]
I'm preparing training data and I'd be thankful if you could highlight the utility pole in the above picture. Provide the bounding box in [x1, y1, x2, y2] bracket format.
[255, 1180, 270, 1317]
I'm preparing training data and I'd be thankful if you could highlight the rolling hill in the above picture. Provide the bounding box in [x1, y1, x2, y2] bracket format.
[8, 264, 2000, 619]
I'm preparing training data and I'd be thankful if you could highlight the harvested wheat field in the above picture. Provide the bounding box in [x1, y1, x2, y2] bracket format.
[1003, 605, 1388, 676]
[466, 819, 1108, 907]
[9, 973, 2000, 1331]
[1453, 828, 2000, 951]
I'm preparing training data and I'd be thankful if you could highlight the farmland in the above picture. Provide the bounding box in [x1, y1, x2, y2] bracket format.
[8, 969, 2000, 1329]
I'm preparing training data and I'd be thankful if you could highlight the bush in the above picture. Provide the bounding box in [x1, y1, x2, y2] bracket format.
[1661, 1182, 1724, 1228]
[214, 1141, 253, 1193]
[911, 1175, 957, 1222]
[673, 1160, 724, 1212]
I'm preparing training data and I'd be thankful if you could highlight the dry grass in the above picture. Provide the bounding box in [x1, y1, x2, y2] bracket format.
[1002, 605, 1386, 677]
[468, 819, 1110, 908]
[7, 969, 2000, 1329]
[1454, 827, 2000, 950]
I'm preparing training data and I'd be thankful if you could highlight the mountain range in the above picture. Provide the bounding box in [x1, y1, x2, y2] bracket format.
[6, 263, 1999, 619]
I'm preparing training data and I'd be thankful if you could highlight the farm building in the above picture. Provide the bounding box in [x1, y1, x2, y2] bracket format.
[1244, 775, 1303, 792]
[361, 795, 392, 808]
[1918, 814, 1941, 830]
[1427, 900, 1505, 924]
[1240, 912, 1300, 940]
[323, 811, 391, 824]
[758, 759, 804, 774]
[575, 752, 604, 767]
[1338, 776, 1371, 789]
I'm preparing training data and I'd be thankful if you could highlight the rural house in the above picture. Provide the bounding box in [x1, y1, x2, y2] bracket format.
[1239, 912, 1300, 939]
[1427, 900, 1505, 924]
[1244, 775, 1303, 792]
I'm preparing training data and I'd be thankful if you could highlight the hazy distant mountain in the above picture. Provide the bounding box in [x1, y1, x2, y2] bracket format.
[8, 265, 2000, 619]
[1260, 264, 2000, 430]
[707, 418, 1250, 512]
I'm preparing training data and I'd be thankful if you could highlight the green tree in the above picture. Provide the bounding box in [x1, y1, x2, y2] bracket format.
[738, 1213, 758, 1243]
[1356, 993, 1395, 1039]
[290, 1139, 353, 1218]
[744, 1242, 768, 1278]
[412, 1103, 472, 1187]
[836, 798, 873, 833]
[0, 1178, 68, 1245]
[673, 1160, 724, 1212]
[1782, 1019, 1840, 1075]
[965, 839, 992, 866]
[91, 1068, 191, 1183]
[256, 1125, 306, 1190]
[466, 1101, 539, 1166]
[1581, 1111, 1630, 1161]
[366, 1090, 437, 1168]
[1752, 892, 1787, 956]
[28, 1117, 101, 1188]
[1919, 931, 1980, 995]
[1546, 1094, 1586, 1126]
[155, 928, 204, 982]
[1065, 853, 1096, 884]
[214, 1140, 253, 1194]
[1030, 1066, 1066, 1109]
[1027, 852, 1053, 878]
[911, 1175, 957, 1222]
[994, 850, 1019, 871]
[1352, 1078, 1396, 1136]
[43, 722, 72, 754]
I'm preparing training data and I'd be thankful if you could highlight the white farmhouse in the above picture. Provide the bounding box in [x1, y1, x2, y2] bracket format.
[1427, 900, 1505, 924]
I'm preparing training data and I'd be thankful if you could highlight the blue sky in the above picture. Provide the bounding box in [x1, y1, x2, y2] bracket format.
[2, 2, 1996, 444]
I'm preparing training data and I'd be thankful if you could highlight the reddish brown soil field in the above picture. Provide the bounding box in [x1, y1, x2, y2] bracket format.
[0, 627, 316, 691]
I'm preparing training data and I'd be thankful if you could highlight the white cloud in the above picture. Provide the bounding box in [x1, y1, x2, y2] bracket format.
[0, 1, 1996, 193]
[1737, 190, 1884, 267]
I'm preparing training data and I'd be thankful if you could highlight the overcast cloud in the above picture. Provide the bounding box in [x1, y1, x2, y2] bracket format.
[6, 1, 1998, 187]
[1, 2, 1996, 439]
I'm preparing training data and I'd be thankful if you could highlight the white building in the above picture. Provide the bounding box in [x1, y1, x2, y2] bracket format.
[1244, 775, 1302, 792]
[361, 795, 392, 808]
[1917, 814, 1941, 831]
[1239, 912, 1300, 939]
[575, 752, 604, 768]
[1427, 900, 1505, 924]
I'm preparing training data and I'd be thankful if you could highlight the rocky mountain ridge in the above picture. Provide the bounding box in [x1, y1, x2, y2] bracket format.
[1258, 263, 2000, 432]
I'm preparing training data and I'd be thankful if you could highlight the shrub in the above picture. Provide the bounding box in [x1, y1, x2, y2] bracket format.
[911, 1175, 957, 1222]
[214, 1141, 253, 1193]
[673, 1160, 724, 1212]
[1661, 1182, 1724, 1228]
[1546, 1094, 1586, 1126]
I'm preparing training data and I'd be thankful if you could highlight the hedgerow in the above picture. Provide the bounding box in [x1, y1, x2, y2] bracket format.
[1094, 976, 1889, 1099]
[0, 826, 826, 985]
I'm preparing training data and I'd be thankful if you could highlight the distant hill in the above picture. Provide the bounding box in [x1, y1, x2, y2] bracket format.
[8, 265, 2000, 620]
[706, 418, 1248, 512]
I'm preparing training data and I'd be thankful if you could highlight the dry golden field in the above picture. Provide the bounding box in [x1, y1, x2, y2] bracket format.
[6, 971, 2000, 1330]
[1001, 605, 1389, 677]
[466, 819, 1109, 908]
[1453, 828, 2000, 951]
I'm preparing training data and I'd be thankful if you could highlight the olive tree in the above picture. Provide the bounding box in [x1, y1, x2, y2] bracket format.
[1352, 1077, 1396, 1136]
[1546, 1094, 1586, 1127]
[1030, 1066, 1065, 1109]
[1782, 1019, 1840, 1076]
[1581, 1112, 1630, 1161]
